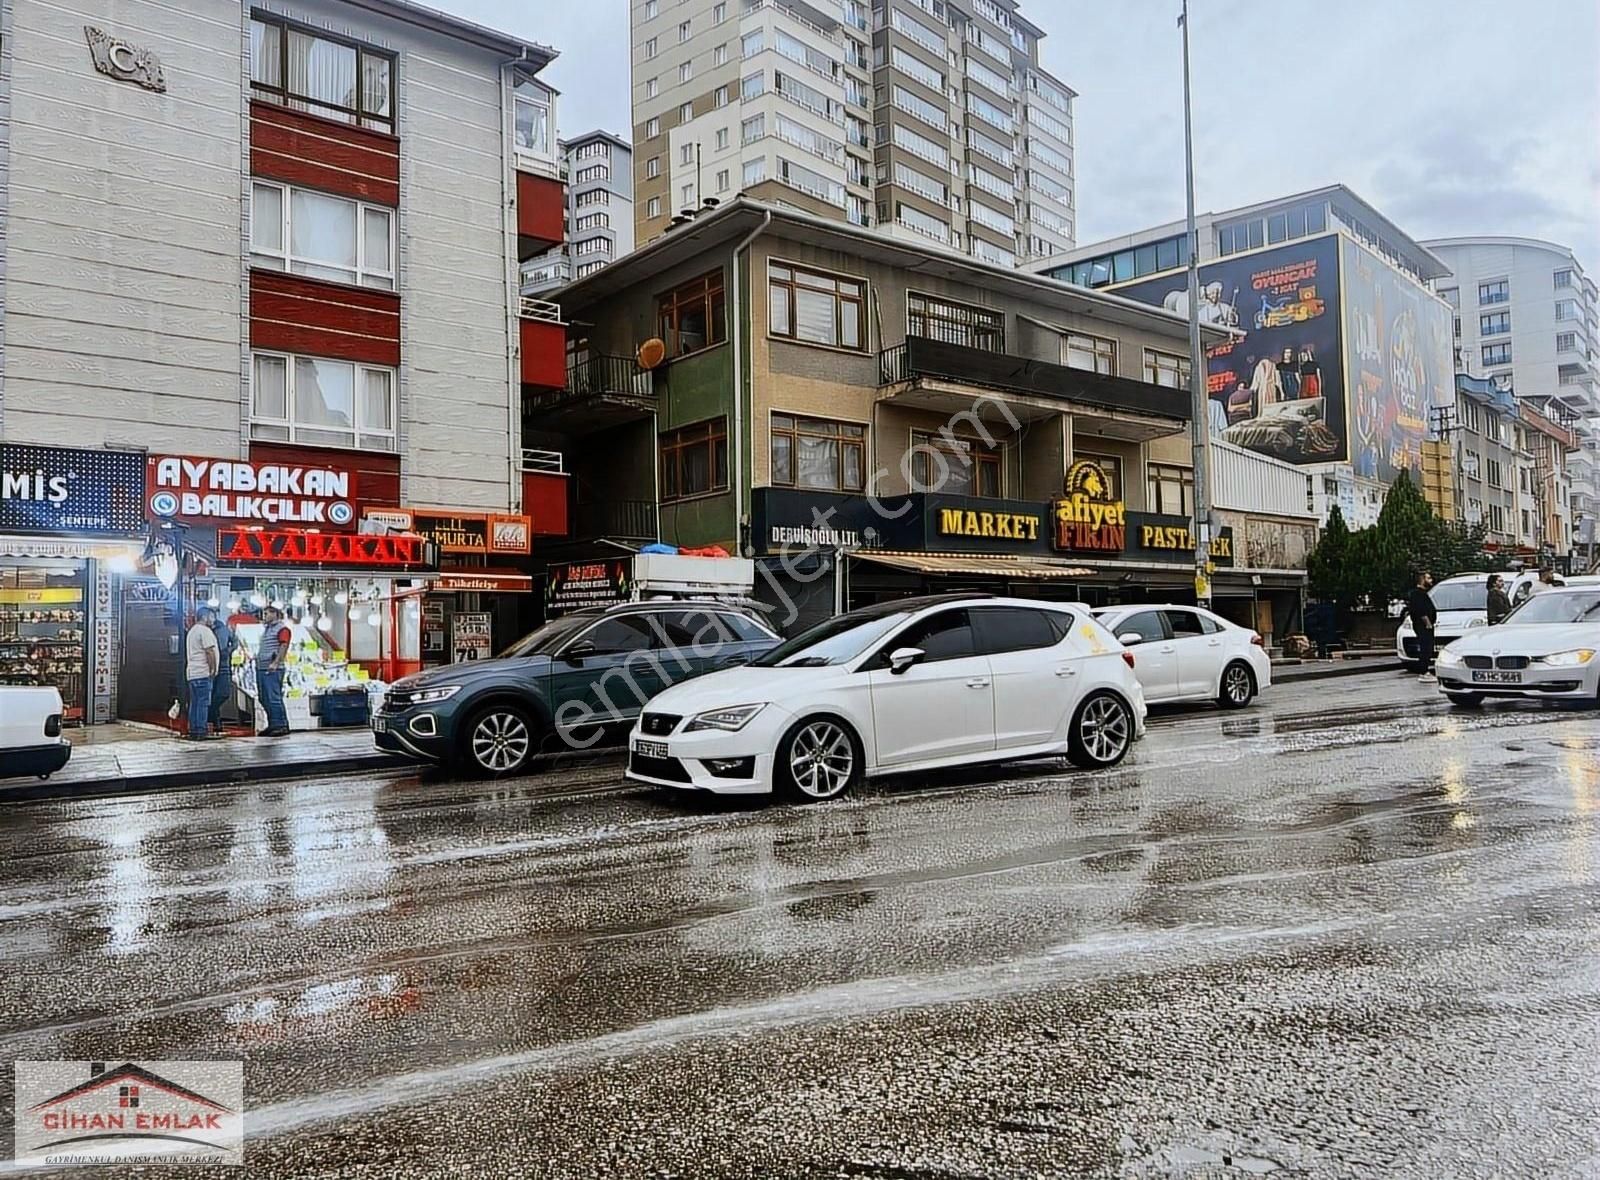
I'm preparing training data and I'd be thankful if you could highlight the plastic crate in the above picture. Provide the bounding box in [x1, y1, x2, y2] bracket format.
[317, 689, 371, 728]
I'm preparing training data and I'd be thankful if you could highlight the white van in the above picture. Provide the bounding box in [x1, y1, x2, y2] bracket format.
[0, 686, 71, 780]
[1395, 570, 1557, 669]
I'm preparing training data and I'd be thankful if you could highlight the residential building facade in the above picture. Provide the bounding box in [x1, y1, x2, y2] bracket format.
[524, 130, 635, 295]
[628, 0, 1075, 270]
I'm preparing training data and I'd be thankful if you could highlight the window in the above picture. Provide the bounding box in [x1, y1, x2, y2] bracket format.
[575, 211, 610, 231]
[1027, 137, 1071, 176]
[1146, 463, 1194, 516]
[577, 260, 606, 277]
[645, 36, 658, 58]
[249, 15, 394, 131]
[1482, 342, 1512, 366]
[657, 270, 726, 357]
[971, 607, 1059, 655]
[250, 181, 394, 290]
[646, 196, 662, 217]
[646, 116, 661, 138]
[1064, 332, 1116, 375]
[770, 414, 866, 491]
[1479, 279, 1509, 305]
[1113, 611, 1165, 644]
[678, 101, 693, 122]
[574, 237, 610, 257]
[911, 431, 1002, 496]
[680, 143, 696, 166]
[1555, 268, 1574, 289]
[713, 1, 726, 21]
[574, 189, 611, 208]
[679, 61, 693, 83]
[891, 46, 944, 91]
[714, 43, 728, 65]
[892, 84, 947, 130]
[968, 199, 1015, 237]
[742, 30, 764, 58]
[1557, 332, 1578, 352]
[908, 292, 1004, 351]
[710, 168, 726, 193]
[660, 418, 729, 500]
[645, 77, 659, 98]
[715, 127, 729, 150]
[895, 202, 949, 242]
[890, 609, 975, 663]
[1556, 298, 1579, 321]
[742, 157, 766, 186]
[644, 0, 658, 17]
[1480, 310, 1511, 336]
[574, 164, 609, 184]
[890, 8, 945, 55]
[966, 55, 1013, 100]
[1453, 317, 1461, 339]
[1163, 610, 1209, 639]
[1487, 458, 1503, 489]
[769, 263, 866, 349]
[646, 156, 661, 178]
[678, 19, 691, 42]
[680, 182, 694, 206]
[251, 352, 394, 450]
[892, 123, 949, 168]
[741, 71, 765, 100]
[581, 615, 657, 654]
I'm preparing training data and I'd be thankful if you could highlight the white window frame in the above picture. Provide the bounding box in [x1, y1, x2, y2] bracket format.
[250, 179, 395, 291]
[250, 350, 396, 451]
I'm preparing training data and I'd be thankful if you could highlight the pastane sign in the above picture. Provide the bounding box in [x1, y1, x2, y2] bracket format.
[148, 456, 357, 527]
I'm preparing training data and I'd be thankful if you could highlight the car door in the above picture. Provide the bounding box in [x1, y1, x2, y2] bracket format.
[1110, 610, 1178, 701]
[548, 613, 666, 737]
[971, 606, 1077, 750]
[865, 608, 996, 767]
[1162, 609, 1216, 698]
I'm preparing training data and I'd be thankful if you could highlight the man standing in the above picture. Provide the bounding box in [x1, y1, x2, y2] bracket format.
[1407, 571, 1438, 683]
[1486, 574, 1512, 625]
[208, 609, 237, 735]
[1529, 567, 1562, 595]
[255, 605, 292, 737]
[184, 606, 220, 740]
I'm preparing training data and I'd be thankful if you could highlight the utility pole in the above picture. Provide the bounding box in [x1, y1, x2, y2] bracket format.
[1180, 0, 1212, 608]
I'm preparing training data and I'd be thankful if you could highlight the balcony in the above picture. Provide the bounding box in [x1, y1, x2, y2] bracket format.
[517, 170, 565, 259]
[523, 354, 657, 435]
[878, 334, 1190, 440]
[520, 297, 566, 389]
[575, 498, 658, 541]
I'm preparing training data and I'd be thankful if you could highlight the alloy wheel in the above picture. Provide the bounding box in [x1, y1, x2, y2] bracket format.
[471, 710, 532, 773]
[1079, 696, 1131, 764]
[1225, 664, 1252, 705]
[787, 720, 855, 799]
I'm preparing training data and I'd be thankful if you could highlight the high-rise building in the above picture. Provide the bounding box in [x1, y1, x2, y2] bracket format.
[1420, 237, 1600, 539]
[628, 0, 1075, 268]
[524, 131, 636, 294]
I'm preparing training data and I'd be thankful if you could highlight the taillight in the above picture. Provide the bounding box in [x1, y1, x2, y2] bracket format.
[44, 713, 62, 738]
[1122, 651, 1136, 669]
[1250, 633, 1264, 647]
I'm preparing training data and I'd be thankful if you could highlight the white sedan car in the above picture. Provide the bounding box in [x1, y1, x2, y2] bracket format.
[1436, 587, 1600, 707]
[1094, 604, 1272, 708]
[626, 594, 1147, 801]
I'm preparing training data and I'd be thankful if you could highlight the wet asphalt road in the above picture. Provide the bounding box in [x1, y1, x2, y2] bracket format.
[3, 673, 1598, 1178]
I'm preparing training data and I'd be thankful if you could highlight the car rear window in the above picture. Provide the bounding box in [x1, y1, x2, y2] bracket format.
[971, 607, 1061, 654]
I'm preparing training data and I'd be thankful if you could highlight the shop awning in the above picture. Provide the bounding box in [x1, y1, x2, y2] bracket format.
[0, 534, 144, 560]
[849, 551, 1094, 579]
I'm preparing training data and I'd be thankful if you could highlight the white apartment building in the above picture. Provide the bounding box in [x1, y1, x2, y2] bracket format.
[630, 0, 1075, 269]
[525, 130, 635, 294]
[1422, 236, 1600, 537]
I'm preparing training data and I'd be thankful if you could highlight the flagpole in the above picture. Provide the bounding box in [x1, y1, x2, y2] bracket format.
[1180, 0, 1212, 608]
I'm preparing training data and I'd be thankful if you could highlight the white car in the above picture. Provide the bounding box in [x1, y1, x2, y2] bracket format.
[625, 594, 1147, 801]
[1395, 571, 1573, 667]
[1093, 604, 1271, 708]
[1435, 586, 1600, 707]
[0, 685, 71, 780]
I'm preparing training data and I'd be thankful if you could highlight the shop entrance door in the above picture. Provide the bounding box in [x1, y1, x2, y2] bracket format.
[119, 594, 183, 727]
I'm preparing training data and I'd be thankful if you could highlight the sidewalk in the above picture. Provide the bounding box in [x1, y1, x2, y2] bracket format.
[1272, 651, 1404, 682]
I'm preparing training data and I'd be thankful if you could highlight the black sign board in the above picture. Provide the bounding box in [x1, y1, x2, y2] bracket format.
[546, 559, 630, 616]
[751, 488, 920, 554]
[0, 444, 147, 536]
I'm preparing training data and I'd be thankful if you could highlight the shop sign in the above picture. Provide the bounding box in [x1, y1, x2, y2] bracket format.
[0, 587, 84, 605]
[1052, 460, 1127, 553]
[546, 559, 630, 616]
[1126, 516, 1235, 566]
[935, 506, 1042, 543]
[0, 443, 147, 536]
[148, 456, 357, 527]
[452, 612, 493, 662]
[215, 529, 433, 569]
[364, 509, 415, 532]
[750, 488, 919, 554]
[433, 572, 534, 593]
[402, 511, 532, 555]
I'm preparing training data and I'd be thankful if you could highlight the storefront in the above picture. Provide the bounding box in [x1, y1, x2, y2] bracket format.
[0, 444, 148, 723]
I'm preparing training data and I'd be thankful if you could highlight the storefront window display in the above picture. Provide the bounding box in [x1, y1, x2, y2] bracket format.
[0, 563, 89, 720]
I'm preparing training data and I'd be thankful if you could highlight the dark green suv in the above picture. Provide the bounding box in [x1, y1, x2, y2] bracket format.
[373, 601, 778, 776]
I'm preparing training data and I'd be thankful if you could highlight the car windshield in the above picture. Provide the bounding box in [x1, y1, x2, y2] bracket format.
[1430, 581, 1488, 611]
[752, 612, 907, 668]
[499, 614, 593, 657]
[1501, 590, 1600, 625]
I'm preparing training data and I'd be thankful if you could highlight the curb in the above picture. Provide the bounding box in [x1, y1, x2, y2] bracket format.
[1273, 660, 1405, 683]
[0, 751, 411, 805]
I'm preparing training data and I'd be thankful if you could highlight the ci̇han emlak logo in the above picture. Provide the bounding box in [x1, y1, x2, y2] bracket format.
[14, 1059, 244, 1166]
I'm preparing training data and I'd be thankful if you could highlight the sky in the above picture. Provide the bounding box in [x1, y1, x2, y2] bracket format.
[441, 0, 1600, 264]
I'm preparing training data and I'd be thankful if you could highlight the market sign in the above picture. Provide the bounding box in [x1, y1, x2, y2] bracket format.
[0, 443, 147, 536]
[148, 456, 357, 527]
[1052, 460, 1126, 553]
[399, 510, 532, 555]
[215, 528, 434, 570]
[546, 559, 630, 616]
[935, 506, 1042, 543]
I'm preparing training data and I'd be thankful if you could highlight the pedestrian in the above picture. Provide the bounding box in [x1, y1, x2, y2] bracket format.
[184, 606, 220, 740]
[255, 605, 293, 737]
[1486, 574, 1511, 625]
[1407, 571, 1438, 683]
[208, 609, 237, 734]
[1529, 566, 1562, 596]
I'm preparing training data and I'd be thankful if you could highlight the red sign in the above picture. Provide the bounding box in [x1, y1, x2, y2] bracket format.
[148, 456, 358, 528]
[432, 571, 533, 592]
[215, 529, 432, 570]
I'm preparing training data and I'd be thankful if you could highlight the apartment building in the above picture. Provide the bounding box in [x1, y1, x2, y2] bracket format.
[628, 0, 1075, 270]
[0, 0, 569, 722]
[524, 130, 635, 294]
[1422, 237, 1600, 539]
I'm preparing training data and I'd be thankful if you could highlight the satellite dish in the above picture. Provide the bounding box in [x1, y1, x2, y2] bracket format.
[637, 338, 666, 370]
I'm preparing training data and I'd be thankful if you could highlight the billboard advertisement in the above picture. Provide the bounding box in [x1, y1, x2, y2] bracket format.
[1339, 236, 1454, 484]
[1115, 234, 1347, 466]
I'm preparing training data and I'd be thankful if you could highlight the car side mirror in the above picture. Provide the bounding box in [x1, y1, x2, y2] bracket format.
[563, 639, 597, 664]
[1117, 632, 1145, 646]
[888, 646, 925, 675]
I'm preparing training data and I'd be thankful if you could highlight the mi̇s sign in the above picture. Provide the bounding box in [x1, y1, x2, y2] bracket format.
[1052, 460, 1126, 552]
[216, 529, 433, 569]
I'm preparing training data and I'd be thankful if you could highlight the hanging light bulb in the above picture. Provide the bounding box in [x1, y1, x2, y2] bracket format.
[367, 611, 381, 626]
[271, 598, 285, 610]
[249, 592, 266, 608]
[226, 598, 240, 613]
[316, 614, 334, 633]
[334, 591, 349, 606]
[206, 596, 220, 609]
[290, 590, 307, 607]
[310, 594, 324, 607]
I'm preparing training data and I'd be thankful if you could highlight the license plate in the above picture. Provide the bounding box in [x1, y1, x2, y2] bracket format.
[372, 716, 389, 734]
[1470, 670, 1523, 684]
[635, 739, 669, 759]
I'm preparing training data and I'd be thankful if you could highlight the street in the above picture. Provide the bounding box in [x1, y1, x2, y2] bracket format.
[2, 672, 1597, 1178]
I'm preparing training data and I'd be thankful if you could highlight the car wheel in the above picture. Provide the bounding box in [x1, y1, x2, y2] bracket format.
[1218, 661, 1256, 709]
[1445, 692, 1483, 709]
[462, 703, 538, 777]
[1068, 692, 1134, 770]
[776, 716, 861, 803]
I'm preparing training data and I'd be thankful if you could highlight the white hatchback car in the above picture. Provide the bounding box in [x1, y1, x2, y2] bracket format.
[1435, 586, 1600, 707]
[625, 594, 1147, 801]
[1094, 604, 1272, 708]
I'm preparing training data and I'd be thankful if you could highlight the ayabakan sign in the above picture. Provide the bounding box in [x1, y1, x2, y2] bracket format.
[148, 456, 357, 527]
[215, 528, 434, 570]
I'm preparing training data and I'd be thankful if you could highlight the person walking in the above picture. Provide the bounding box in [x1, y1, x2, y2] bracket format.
[1486, 574, 1512, 625]
[208, 609, 237, 734]
[1407, 571, 1438, 683]
[184, 606, 220, 740]
[255, 605, 293, 737]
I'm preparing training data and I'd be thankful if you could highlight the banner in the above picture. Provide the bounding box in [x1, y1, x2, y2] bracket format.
[0, 444, 147, 535]
[147, 456, 357, 528]
[451, 612, 493, 662]
[546, 559, 630, 615]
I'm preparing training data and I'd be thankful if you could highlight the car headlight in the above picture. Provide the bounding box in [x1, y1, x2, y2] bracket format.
[406, 686, 461, 704]
[685, 703, 767, 732]
[1436, 649, 1464, 668]
[1535, 649, 1596, 667]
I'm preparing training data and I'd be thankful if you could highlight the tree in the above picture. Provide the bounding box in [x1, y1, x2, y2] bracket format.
[1307, 504, 1354, 609]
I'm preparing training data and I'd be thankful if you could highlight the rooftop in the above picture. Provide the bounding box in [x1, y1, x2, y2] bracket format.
[351, 0, 557, 63]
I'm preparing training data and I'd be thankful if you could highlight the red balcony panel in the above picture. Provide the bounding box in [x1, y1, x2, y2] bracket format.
[249, 441, 401, 519]
[520, 317, 566, 388]
[251, 100, 400, 206]
[522, 470, 570, 537]
[517, 170, 565, 257]
[250, 270, 400, 368]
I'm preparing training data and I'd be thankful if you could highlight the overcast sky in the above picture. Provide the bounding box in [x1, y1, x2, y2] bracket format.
[443, 0, 1600, 264]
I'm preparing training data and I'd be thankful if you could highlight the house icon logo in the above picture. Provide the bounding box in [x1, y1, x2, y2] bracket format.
[14, 1059, 244, 1166]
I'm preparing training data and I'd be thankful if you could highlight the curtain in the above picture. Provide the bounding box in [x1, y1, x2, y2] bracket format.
[287, 30, 356, 118]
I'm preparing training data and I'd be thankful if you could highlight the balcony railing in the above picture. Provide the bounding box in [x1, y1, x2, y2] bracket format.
[524, 354, 657, 429]
[521, 448, 565, 473]
[879, 334, 1191, 421]
[575, 499, 657, 541]
[520, 296, 563, 322]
